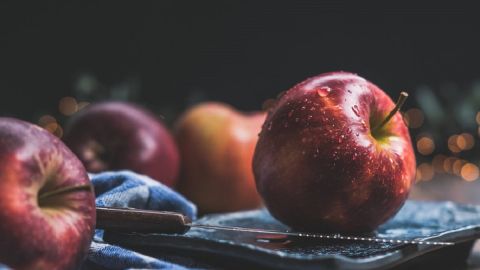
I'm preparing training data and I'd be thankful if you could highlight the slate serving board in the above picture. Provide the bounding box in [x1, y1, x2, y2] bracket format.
[104, 200, 480, 270]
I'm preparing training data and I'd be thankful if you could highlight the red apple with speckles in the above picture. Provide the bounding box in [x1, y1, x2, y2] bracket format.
[0, 118, 96, 269]
[253, 72, 415, 233]
[175, 102, 266, 213]
[64, 101, 179, 187]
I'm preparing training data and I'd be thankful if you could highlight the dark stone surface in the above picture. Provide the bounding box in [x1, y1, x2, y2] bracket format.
[105, 200, 480, 269]
[187, 200, 480, 259]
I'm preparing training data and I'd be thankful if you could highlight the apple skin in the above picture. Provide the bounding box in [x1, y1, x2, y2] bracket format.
[64, 101, 179, 187]
[253, 72, 416, 233]
[0, 118, 96, 270]
[175, 102, 266, 213]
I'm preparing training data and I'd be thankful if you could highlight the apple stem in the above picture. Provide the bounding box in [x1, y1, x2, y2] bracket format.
[372, 91, 409, 132]
[38, 184, 93, 201]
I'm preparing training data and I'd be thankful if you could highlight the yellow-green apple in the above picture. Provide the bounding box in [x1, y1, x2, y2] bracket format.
[64, 101, 179, 187]
[175, 102, 266, 213]
[253, 72, 415, 233]
[0, 118, 95, 269]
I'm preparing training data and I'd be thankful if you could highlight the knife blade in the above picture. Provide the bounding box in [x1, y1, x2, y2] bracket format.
[96, 207, 454, 246]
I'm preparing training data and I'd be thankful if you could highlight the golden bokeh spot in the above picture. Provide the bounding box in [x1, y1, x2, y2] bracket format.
[459, 133, 474, 150]
[417, 163, 434, 181]
[53, 125, 64, 138]
[448, 135, 461, 153]
[432, 154, 447, 173]
[443, 157, 457, 173]
[415, 167, 422, 182]
[38, 115, 56, 127]
[59, 97, 78, 116]
[416, 137, 435, 155]
[461, 163, 479, 181]
[404, 108, 424, 129]
[456, 135, 467, 150]
[44, 122, 59, 133]
[453, 159, 466, 176]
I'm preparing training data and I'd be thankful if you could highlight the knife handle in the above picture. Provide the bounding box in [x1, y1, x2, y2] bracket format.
[96, 207, 191, 234]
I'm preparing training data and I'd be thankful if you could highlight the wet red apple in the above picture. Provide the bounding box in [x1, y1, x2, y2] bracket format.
[64, 101, 179, 187]
[253, 72, 415, 233]
[0, 118, 95, 269]
[175, 102, 266, 213]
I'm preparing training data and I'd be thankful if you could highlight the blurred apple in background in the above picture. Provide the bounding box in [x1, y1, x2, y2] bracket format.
[0, 118, 95, 269]
[253, 72, 415, 233]
[64, 101, 179, 187]
[175, 102, 266, 213]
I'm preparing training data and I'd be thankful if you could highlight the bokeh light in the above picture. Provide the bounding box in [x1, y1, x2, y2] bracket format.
[459, 133, 474, 150]
[38, 114, 56, 127]
[453, 159, 466, 175]
[416, 136, 435, 155]
[417, 163, 434, 181]
[404, 108, 424, 129]
[448, 135, 461, 153]
[59, 97, 78, 116]
[443, 157, 457, 173]
[460, 163, 479, 181]
[432, 154, 447, 172]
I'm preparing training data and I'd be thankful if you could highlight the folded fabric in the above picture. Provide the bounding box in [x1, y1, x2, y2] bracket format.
[83, 171, 197, 270]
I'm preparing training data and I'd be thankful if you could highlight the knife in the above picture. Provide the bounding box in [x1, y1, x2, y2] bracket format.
[96, 206, 454, 246]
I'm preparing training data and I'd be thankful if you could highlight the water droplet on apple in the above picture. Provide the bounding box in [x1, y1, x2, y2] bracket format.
[347, 89, 352, 93]
[307, 115, 313, 120]
[267, 122, 273, 131]
[338, 135, 345, 143]
[288, 110, 294, 118]
[295, 117, 300, 122]
[355, 132, 359, 137]
[360, 120, 367, 129]
[301, 106, 306, 110]
[352, 105, 360, 117]
[316, 86, 332, 97]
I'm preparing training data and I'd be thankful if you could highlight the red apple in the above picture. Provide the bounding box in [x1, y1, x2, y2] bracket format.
[0, 118, 95, 269]
[253, 72, 415, 233]
[175, 102, 266, 213]
[64, 101, 179, 187]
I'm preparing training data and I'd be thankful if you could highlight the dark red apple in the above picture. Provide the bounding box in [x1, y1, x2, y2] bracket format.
[175, 102, 266, 213]
[0, 118, 95, 269]
[253, 72, 415, 233]
[64, 101, 179, 187]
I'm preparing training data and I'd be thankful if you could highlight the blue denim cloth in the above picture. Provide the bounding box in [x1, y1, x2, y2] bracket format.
[85, 171, 197, 270]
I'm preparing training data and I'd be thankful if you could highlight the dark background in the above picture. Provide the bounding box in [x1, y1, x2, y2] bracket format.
[0, 2, 478, 121]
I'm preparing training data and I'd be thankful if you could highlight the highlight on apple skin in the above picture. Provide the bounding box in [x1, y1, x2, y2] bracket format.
[0, 118, 96, 270]
[63, 101, 179, 187]
[253, 71, 416, 233]
[175, 102, 266, 213]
